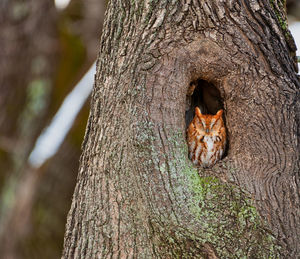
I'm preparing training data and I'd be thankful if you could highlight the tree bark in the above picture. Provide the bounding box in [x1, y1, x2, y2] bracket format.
[63, 1, 300, 258]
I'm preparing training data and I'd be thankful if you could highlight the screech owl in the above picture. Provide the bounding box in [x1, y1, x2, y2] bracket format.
[187, 107, 226, 168]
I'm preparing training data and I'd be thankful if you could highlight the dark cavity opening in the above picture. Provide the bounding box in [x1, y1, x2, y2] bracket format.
[185, 79, 224, 128]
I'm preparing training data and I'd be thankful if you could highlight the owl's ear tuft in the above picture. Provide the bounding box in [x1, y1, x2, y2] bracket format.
[216, 109, 223, 117]
[195, 107, 202, 117]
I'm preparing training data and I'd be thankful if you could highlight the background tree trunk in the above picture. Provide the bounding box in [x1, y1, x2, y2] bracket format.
[63, 0, 300, 258]
[0, 0, 58, 189]
[0, 0, 105, 258]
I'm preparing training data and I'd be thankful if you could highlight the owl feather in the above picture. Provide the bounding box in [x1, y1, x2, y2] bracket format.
[187, 107, 226, 168]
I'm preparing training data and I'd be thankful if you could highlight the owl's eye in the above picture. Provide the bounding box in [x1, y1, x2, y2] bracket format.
[216, 136, 221, 142]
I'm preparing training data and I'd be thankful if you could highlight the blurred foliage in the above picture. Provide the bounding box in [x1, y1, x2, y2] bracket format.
[19, 78, 51, 136]
[0, 0, 59, 191]
[0, 0, 105, 258]
[20, 102, 90, 259]
[287, 0, 300, 19]
[52, 16, 86, 114]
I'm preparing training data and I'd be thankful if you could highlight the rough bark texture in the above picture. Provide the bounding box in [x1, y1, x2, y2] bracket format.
[63, 0, 299, 258]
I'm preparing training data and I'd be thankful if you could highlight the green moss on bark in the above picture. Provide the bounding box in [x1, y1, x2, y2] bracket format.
[170, 131, 281, 258]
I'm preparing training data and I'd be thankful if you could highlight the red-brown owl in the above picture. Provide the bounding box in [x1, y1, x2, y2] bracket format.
[187, 107, 226, 168]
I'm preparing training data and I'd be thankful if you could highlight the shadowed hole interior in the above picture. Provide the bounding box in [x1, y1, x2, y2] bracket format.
[185, 79, 224, 128]
[185, 79, 228, 157]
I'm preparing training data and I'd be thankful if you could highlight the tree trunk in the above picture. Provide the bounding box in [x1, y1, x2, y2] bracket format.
[63, 1, 300, 258]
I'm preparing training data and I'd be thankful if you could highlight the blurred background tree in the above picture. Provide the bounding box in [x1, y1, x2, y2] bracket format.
[0, 0, 298, 258]
[0, 0, 105, 258]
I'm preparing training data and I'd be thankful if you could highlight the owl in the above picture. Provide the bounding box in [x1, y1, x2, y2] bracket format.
[187, 107, 226, 168]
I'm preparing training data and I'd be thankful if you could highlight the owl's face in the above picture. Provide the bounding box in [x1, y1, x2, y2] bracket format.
[194, 109, 224, 142]
[187, 107, 226, 167]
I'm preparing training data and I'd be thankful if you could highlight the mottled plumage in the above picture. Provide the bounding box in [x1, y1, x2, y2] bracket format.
[187, 107, 226, 168]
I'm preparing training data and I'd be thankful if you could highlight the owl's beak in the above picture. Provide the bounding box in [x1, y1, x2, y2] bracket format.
[206, 129, 209, 133]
